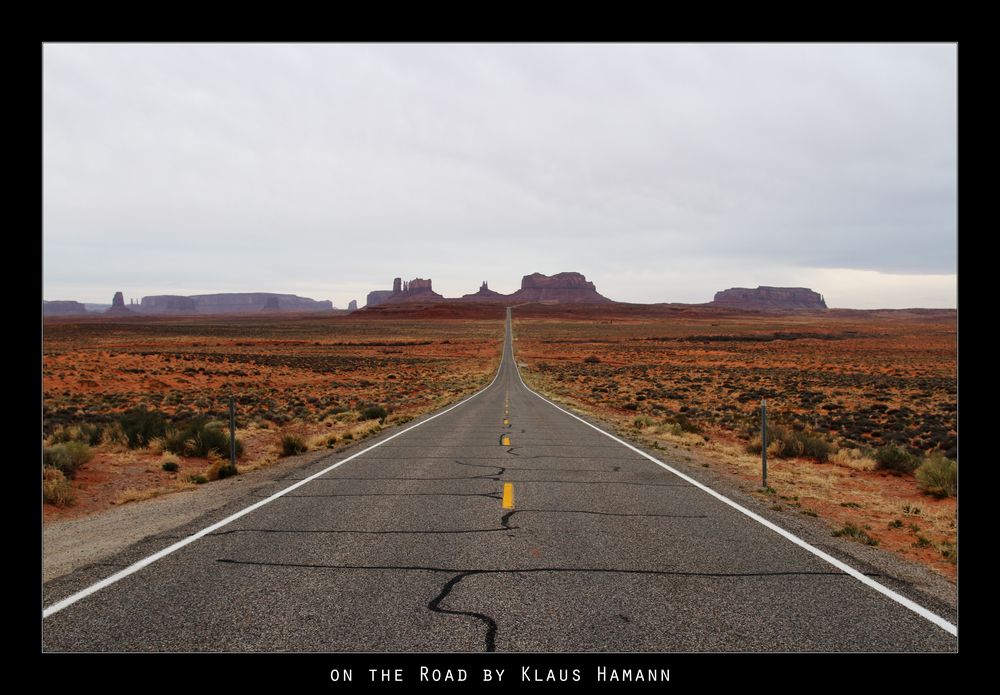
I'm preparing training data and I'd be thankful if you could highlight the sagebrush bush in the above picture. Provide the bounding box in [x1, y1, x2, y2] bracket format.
[583, 355, 601, 364]
[118, 407, 168, 448]
[833, 523, 879, 546]
[49, 423, 104, 446]
[915, 452, 957, 498]
[874, 444, 919, 475]
[358, 405, 389, 422]
[634, 415, 656, 429]
[42, 467, 75, 506]
[43, 441, 94, 479]
[669, 414, 702, 434]
[100, 421, 129, 448]
[746, 425, 834, 462]
[164, 419, 243, 459]
[280, 433, 307, 457]
[205, 459, 238, 481]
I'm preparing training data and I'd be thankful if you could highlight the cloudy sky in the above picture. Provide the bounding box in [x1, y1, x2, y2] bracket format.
[43, 43, 956, 309]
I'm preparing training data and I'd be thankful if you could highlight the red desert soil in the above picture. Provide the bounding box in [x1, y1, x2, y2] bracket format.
[512, 308, 957, 580]
[43, 306, 957, 582]
[43, 312, 502, 521]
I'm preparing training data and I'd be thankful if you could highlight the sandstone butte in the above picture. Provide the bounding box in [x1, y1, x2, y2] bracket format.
[711, 286, 828, 311]
[368, 272, 610, 307]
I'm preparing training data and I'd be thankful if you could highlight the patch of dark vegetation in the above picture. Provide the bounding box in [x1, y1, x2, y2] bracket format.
[833, 523, 879, 546]
[42, 442, 94, 479]
[358, 404, 389, 422]
[874, 444, 920, 475]
[915, 452, 957, 497]
[746, 424, 834, 462]
[280, 434, 307, 457]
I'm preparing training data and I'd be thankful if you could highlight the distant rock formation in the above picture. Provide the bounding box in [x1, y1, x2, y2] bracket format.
[461, 281, 505, 301]
[139, 292, 332, 314]
[508, 272, 611, 303]
[43, 300, 88, 316]
[367, 276, 444, 305]
[139, 295, 198, 313]
[366, 290, 394, 308]
[105, 291, 134, 315]
[364, 272, 612, 305]
[712, 286, 827, 311]
[261, 296, 281, 311]
[348, 299, 358, 312]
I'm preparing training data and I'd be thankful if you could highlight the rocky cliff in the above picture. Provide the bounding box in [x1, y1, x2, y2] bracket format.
[461, 281, 505, 301]
[140, 293, 332, 314]
[348, 300, 358, 312]
[366, 290, 394, 308]
[508, 272, 611, 303]
[378, 277, 444, 304]
[712, 286, 827, 311]
[139, 295, 198, 313]
[105, 291, 134, 315]
[43, 300, 88, 316]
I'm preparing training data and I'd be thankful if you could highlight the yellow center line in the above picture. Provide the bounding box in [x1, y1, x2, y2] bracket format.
[502, 483, 514, 509]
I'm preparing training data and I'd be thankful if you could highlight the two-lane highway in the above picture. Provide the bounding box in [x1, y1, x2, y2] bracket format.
[42, 309, 957, 651]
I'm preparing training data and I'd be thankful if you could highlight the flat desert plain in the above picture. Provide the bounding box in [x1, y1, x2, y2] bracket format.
[42, 312, 503, 520]
[43, 305, 956, 581]
[513, 306, 957, 580]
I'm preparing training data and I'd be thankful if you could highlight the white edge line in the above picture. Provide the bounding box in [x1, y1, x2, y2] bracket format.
[43, 347, 506, 619]
[508, 312, 957, 638]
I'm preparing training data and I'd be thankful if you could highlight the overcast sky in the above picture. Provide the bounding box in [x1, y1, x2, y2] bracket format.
[43, 43, 956, 309]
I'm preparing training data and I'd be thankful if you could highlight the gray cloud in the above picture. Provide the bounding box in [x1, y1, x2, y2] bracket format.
[43, 43, 956, 308]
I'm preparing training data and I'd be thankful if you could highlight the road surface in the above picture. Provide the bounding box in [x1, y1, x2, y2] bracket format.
[42, 309, 957, 651]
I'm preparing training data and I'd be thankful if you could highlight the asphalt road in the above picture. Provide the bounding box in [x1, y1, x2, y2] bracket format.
[42, 309, 958, 651]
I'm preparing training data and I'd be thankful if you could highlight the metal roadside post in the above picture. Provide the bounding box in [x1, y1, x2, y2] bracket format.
[229, 395, 237, 470]
[761, 398, 767, 488]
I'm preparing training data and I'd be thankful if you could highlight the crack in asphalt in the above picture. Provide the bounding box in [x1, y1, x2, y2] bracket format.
[486, 465, 625, 473]
[252, 492, 503, 500]
[216, 559, 865, 653]
[317, 476, 498, 482]
[453, 459, 505, 478]
[205, 526, 516, 536]
[501, 509, 708, 524]
[428, 571, 498, 652]
[216, 558, 859, 580]
[493, 479, 692, 487]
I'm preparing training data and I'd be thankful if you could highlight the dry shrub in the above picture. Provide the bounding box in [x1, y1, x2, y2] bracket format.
[42, 467, 75, 507]
[874, 444, 919, 475]
[42, 442, 94, 479]
[279, 433, 307, 457]
[100, 421, 129, 450]
[831, 448, 876, 472]
[146, 437, 166, 455]
[205, 457, 238, 481]
[915, 453, 957, 498]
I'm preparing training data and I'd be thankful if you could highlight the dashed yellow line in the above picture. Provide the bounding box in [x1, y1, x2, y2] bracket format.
[502, 483, 514, 509]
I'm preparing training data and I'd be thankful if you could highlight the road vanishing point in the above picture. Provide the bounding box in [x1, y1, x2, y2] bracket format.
[43, 309, 957, 651]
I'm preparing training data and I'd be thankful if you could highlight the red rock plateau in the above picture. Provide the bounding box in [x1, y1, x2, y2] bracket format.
[43, 300, 88, 317]
[366, 271, 610, 308]
[140, 292, 334, 314]
[508, 272, 611, 303]
[104, 291, 133, 315]
[461, 281, 505, 301]
[367, 277, 444, 307]
[712, 286, 828, 311]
